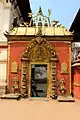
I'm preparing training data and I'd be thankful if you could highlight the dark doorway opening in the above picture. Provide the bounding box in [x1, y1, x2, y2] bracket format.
[31, 64, 47, 97]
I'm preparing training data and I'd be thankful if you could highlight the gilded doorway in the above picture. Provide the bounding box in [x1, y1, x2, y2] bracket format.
[21, 37, 58, 98]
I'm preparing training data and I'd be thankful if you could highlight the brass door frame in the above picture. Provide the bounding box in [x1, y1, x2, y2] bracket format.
[21, 37, 58, 98]
[28, 61, 51, 98]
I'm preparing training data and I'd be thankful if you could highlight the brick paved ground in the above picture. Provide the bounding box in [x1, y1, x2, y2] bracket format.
[0, 98, 80, 120]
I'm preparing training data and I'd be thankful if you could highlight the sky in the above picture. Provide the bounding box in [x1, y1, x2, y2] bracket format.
[30, 0, 80, 29]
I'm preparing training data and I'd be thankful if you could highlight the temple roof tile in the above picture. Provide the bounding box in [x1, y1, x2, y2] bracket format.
[4, 26, 72, 36]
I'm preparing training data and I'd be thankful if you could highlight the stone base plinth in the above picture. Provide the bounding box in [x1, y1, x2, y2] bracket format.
[0, 93, 21, 100]
[0, 82, 7, 96]
[57, 95, 75, 102]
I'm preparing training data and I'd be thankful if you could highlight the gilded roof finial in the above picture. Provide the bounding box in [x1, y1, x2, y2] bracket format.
[37, 6, 43, 16]
[48, 9, 51, 17]
[52, 20, 59, 27]
[28, 12, 33, 18]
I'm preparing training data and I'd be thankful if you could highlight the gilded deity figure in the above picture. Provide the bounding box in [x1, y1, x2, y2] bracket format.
[59, 78, 66, 95]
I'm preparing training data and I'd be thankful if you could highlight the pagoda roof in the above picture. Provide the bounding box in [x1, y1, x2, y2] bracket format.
[72, 62, 80, 67]
[11, 0, 31, 22]
[69, 8, 80, 33]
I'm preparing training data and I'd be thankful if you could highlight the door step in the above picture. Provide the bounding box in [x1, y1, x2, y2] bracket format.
[28, 97, 51, 101]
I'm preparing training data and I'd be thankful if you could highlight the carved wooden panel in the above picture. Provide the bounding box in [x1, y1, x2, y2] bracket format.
[11, 61, 18, 73]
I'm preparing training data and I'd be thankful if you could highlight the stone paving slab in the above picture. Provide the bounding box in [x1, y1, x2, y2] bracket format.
[0, 98, 80, 120]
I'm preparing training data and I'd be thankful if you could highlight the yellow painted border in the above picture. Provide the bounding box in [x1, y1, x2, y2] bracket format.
[69, 43, 71, 94]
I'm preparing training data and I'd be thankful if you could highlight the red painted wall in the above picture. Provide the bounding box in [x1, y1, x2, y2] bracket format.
[73, 67, 80, 98]
[8, 41, 70, 95]
[50, 42, 70, 95]
[9, 42, 30, 92]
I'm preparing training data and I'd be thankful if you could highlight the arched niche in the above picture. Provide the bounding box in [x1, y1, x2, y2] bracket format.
[61, 62, 68, 74]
